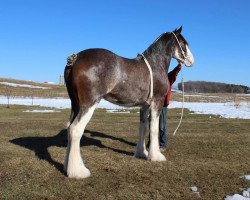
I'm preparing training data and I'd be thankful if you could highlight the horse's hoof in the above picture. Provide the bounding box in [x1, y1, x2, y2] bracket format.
[148, 152, 166, 162]
[67, 167, 91, 179]
[134, 150, 148, 159]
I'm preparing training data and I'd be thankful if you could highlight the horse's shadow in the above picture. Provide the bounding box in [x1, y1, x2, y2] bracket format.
[10, 129, 136, 174]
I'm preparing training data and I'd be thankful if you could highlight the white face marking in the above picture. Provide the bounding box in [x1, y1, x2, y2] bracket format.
[173, 44, 194, 67]
[184, 45, 194, 67]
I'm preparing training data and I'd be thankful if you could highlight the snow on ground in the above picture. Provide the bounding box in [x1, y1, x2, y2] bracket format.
[23, 110, 60, 113]
[0, 96, 124, 110]
[225, 188, 250, 200]
[0, 96, 70, 108]
[169, 101, 250, 119]
[190, 186, 201, 198]
[240, 175, 250, 181]
[0, 82, 50, 89]
[0, 96, 250, 119]
[106, 109, 130, 114]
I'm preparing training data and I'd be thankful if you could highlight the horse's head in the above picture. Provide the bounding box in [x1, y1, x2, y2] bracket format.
[171, 26, 194, 67]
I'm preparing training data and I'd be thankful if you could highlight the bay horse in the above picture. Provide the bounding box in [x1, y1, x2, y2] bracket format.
[64, 26, 194, 179]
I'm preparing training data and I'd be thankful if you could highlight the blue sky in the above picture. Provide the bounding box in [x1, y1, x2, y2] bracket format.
[1, 0, 250, 86]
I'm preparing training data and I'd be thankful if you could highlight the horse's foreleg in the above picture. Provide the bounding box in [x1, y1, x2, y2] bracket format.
[148, 102, 166, 161]
[134, 106, 149, 159]
[64, 103, 98, 179]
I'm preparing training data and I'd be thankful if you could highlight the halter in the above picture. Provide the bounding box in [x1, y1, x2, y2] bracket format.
[139, 32, 187, 104]
[171, 32, 187, 63]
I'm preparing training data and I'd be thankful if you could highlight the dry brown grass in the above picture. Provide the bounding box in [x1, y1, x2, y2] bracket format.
[0, 78, 68, 98]
[0, 105, 249, 200]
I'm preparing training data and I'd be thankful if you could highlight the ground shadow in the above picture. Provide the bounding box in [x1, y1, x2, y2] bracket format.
[10, 129, 136, 174]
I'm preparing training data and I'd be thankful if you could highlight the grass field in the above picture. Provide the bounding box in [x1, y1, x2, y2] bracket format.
[0, 104, 249, 200]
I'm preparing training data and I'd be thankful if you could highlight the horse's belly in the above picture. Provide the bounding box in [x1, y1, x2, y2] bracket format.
[103, 92, 148, 107]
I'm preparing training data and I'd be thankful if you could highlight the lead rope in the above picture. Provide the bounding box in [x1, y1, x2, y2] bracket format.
[140, 53, 153, 102]
[173, 71, 185, 136]
[171, 31, 187, 136]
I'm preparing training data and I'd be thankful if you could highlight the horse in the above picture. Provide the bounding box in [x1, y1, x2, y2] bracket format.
[64, 26, 194, 179]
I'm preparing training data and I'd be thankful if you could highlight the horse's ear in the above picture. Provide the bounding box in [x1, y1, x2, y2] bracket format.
[176, 26, 182, 34]
[173, 26, 182, 35]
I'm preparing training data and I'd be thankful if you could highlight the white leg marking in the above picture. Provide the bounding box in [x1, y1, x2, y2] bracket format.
[65, 103, 98, 179]
[134, 109, 149, 159]
[148, 103, 166, 162]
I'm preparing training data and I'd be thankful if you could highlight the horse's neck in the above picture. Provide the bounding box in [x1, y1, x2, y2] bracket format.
[143, 35, 173, 73]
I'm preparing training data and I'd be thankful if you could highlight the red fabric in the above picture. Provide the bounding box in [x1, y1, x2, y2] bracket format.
[164, 65, 182, 105]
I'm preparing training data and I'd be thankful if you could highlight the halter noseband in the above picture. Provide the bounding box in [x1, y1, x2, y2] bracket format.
[171, 32, 187, 63]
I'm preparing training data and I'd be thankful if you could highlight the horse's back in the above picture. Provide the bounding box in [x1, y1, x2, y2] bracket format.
[77, 48, 117, 62]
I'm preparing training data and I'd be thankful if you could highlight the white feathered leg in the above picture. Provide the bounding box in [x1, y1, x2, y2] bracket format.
[148, 102, 166, 161]
[64, 103, 97, 179]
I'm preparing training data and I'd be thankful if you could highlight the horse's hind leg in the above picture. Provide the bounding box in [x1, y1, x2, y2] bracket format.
[148, 102, 166, 161]
[134, 106, 149, 159]
[64, 102, 98, 179]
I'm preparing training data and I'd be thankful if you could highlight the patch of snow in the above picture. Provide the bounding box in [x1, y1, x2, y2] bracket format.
[0, 96, 250, 119]
[0, 96, 125, 110]
[107, 110, 130, 114]
[172, 88, 182, 93]
[0, 82, 50, 89]
[240, 175, 250, 180]
[0, 96, 70, 108]
[23, 110, 60, 113]
[225, 175, 250, 200]
[243, 189, 250, 198]
[98, 100, 126, 110]
[190, 186, 201, 198]
[227, 102, 250, 112]
[169, 101, 250, 119]
[236, 94, 250, 97]
[225, 188, 250, 200]
[43, 82, 56, 85]
[190, 186, 198, 192]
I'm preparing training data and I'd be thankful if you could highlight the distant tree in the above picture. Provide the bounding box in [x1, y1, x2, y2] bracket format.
[178, 81, 250, 93]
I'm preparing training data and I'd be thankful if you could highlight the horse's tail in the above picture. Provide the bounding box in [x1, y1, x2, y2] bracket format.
[64, 54, 78, 128]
